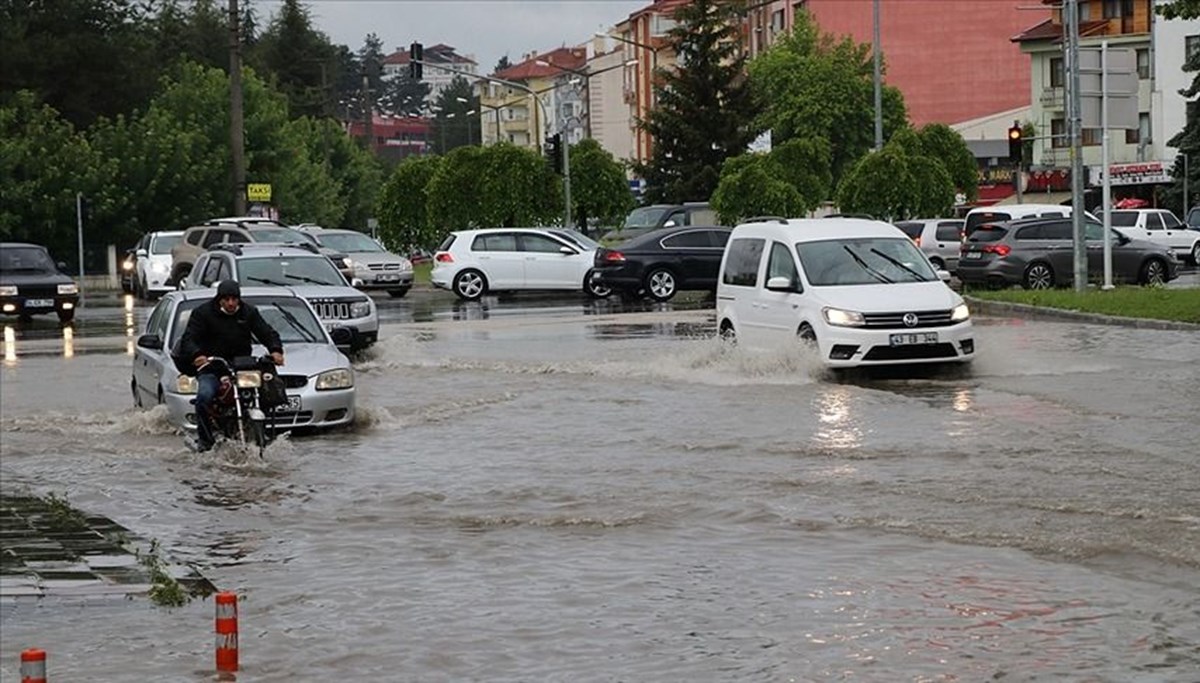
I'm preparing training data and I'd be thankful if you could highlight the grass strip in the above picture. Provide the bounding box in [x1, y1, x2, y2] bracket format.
[967, 286, 1200, 324]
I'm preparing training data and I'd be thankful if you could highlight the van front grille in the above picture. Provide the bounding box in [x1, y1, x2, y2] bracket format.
[861, 310, 953, 329]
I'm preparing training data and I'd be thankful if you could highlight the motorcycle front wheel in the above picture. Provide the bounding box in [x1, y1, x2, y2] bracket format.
[246, 419, 268, 456]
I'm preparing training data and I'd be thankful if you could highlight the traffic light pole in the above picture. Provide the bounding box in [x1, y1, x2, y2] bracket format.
[562, 130, 572, 229]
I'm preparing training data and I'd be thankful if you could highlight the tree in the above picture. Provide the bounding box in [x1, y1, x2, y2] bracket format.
[494, 55, 512, 73]
[430, 76, 478, 153]
[1157, 0, 1199, 214]
[251, 0, 337, 119]
[566, 139, 635, 233]
[769, 137, 833, 210]
[477, 144, 563, 228]
[710, 154, 806, 225]
[146, 0, 228, 73]
[426, 145, 488, 231]
[636, 0, 760, 204]
[378, 68, 432, 117]
[376, 155, 443, 251]
[916, 123, 978, 202]
[836, 130, 955, 220]
[1156, 0, 1199, 19]
[748, 10, 907, 193]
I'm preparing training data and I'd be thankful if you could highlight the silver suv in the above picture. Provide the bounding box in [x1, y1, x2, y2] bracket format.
[296, 226, 414, 297]
[182, 244, 379, 351]
[169, 218, 352, 286]
[893, 219, 965, 272]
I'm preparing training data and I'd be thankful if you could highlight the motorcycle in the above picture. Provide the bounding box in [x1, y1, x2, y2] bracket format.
[192, 355, 288, 455]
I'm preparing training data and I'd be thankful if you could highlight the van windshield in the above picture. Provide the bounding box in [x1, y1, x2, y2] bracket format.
[797, 237, 936, 286]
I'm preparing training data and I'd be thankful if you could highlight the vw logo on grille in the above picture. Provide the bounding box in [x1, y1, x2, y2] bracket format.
[902, 313, 919, 327]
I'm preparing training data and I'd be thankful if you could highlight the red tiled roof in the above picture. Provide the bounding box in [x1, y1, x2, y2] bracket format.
[381, 44, 477, 66]
[1012, 18, 1109, 43]
[626, 0, 689, 22]
[494, 46, 586, 81]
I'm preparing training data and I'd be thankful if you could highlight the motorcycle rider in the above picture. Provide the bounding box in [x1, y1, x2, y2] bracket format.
[176, 280, 285, 452]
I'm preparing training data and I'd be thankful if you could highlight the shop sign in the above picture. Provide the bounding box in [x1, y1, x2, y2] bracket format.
[246, 183, 272, 202]
[1093, 161, 1172, 186]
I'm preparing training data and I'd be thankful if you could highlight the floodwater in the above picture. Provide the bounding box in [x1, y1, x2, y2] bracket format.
[1, 300, 1199, 681]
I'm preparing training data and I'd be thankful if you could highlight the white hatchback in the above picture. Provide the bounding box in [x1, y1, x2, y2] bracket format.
[431, 228, 610, 300]
[715, 218, 974, 368]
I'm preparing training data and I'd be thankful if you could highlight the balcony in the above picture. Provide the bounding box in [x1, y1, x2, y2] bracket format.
[1040, 87, 1065, 111]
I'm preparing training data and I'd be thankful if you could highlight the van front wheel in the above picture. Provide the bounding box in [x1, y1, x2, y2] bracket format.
[797, 323, 817, 347]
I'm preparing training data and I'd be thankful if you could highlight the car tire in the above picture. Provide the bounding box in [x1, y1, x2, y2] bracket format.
[1139, 258, 1168, 286]
[797, 322, 817, 347]
[387, 288, 410, 298]
[453, 269, 487, 301]
[1021, 262, 1055, 290]
[57, 308, 75, 324]
[170, 266, 191, 290]
[929, 256, 945, 270]
[131, 378, 141, 408]
[718, 321, 737, 345]
[644, 267, 677, 302]
[1191, 241, 1200, 266]
[584, 269, 611, 298]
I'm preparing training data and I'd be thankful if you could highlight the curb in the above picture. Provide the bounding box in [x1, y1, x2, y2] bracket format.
[964, 296, 1200, 331]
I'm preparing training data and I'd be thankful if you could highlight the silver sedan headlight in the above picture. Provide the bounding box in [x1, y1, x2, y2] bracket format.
[951, 303, 970, 322]
[822, 307, 865, 327]
[349, 299, 372, 318]
[315, 368, 353, 390]
[175, 375, 198, 394]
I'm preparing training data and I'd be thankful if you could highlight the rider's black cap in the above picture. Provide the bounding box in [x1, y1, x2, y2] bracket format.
[217, 280, 241, 299]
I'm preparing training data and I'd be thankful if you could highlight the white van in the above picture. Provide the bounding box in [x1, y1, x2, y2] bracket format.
[715, 218, 974, 368]
[963, 203, 1076, 240]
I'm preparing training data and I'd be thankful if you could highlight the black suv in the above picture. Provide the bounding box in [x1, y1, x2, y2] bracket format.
[0, 243, 80, 323]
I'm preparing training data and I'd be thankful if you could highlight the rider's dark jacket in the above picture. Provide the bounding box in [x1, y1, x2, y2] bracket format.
[176, 295, 283, 375]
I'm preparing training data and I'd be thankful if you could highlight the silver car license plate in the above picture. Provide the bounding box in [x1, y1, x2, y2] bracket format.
[284, 396, 301, 412]
[889, 332, 938, 346]
[376, 273, 400, 282]
[25, 298, 53, 307]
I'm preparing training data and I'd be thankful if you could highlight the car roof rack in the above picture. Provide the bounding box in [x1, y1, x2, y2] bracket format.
[743, 216, 788, 224]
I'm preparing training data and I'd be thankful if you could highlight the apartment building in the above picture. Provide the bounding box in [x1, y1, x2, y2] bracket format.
[381, 43, 478, 111]
[479, 46, 588, 150]
[1151, 0, 1197, 180]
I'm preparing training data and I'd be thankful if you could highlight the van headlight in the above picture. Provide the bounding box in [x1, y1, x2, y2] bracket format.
[822, 307, 865, 327]
[176, 375, 198, 394]
[951, 303, 970, 322]
[236, 370, 262, 388]
[350, 300, 371, 318]
[58, 283, 79, 295]
[316, 368, 353, 390]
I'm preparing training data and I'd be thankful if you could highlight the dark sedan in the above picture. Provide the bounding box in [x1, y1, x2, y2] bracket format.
[0, 242, 80, 323]
[593, 226, 731, 301]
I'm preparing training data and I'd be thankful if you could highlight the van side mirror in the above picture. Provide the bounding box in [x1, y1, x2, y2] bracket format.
[136, 334, 163, 350]
[765, 276, 798, 292]
[136, 248, 148, 258]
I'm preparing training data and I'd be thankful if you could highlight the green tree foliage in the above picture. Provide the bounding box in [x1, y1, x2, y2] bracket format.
[710, 154, 806, 225]
[637, 0, 760, 204]
[1157, 0, 1199, 214]
[769, 137, 834, 210]
[568, 138, 635, 233]
[146, 0, 228, 73]
[915, 124, 978, 201]
[837, 131, 956, 220]
[430, 77, 479, 153]
[748, 10, 907, 192]
[251, 0, 337, 119]
[1156, 0, 1199, 19]
[478, 144, 562, 228]
[0, 92, 103, 264]
[377, 155, 443, 250]
[427, 146, 488, 231]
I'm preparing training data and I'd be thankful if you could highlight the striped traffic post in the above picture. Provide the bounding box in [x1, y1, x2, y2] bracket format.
[215, 591, 239, 673]
[20, 648, 46, 683]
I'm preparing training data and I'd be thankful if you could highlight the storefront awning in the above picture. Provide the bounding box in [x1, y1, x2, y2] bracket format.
[996, 191, 1072, 206]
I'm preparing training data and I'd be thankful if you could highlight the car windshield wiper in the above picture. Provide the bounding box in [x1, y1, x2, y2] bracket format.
[841, 246, 893, 284]
[247, 276, 290, 286]
[285, 273, 337, 285]
[868, 248, 930, 282]
[274, 305, 318, 343]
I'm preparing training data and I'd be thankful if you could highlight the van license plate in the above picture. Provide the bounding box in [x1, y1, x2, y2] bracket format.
[25, 298, 53, 307]
[890, 332, 938, 346]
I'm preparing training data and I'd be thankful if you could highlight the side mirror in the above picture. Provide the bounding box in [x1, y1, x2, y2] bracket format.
[937, 269, 952, 283]
[328, 326, 354, 346]
[559, 246, 576, 256]
[662, 219, 677, 228]
[136, 248, 148, 258]
[136, 334, 163, 350]
[56, 261, 68, 271]
[351, 277, 365, 287]
[765, 276, 797, 292]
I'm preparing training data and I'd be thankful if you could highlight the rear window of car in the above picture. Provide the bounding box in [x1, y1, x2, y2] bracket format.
[722, 238, 765, 286]
[935, 222, 963, 241]
[472, 233, 518, 252]
[965, 211, 1011, 237]
[1110, 212, 1139, 227]
[893, 222, 924, 239]
[662, 230, 712, 248]
[967, 225, 1008, 243]
[437, 234, 457, 251]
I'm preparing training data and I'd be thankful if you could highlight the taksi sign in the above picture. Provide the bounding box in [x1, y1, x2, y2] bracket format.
[246, 183, 272, 202]
[1093, 161, 1172, 186]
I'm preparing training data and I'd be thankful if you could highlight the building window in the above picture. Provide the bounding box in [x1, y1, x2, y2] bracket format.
[1103, 0, 1121, 18]
[1188, 35, 1200, 61]
[1136, 49, 1149, 79]
[1082, 127, 1101, 146]
[1052, 119, 1067, 148]
[771, 9, 785, 33]
[1050, 57, 1064, 87]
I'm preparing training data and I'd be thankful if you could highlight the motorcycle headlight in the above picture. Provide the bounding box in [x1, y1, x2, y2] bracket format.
[175, 375, 198, 394]
[950, 303, 970, 322]
[822, 307, 865, 327]
[315, 368, 353, 390]
[236, 370, 262, 388]
[58, 283, 79, 295]
[122, 260, 135, 271]
[0, 285, 16, 296]
[349, 300, 371, 318]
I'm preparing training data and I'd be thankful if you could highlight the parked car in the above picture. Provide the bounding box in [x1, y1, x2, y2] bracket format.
[956, 216, 1178, 290]
[593, 226, 731, 301]
[962, 203, 1077, 240]
[1108, 209, 1199, 265]
[296, 226, 414, 297]
[892, 219, 964, 272]
[131, 230, 184, 299]
[0, 243, 80, 323]
[169, 218, 353, 286]
[714, 218, 974, 368]
[183, 244, 379, 350]
[601, 202, 716, 242]
[431, 228, 610, 301]
[131, 287, 356, 433]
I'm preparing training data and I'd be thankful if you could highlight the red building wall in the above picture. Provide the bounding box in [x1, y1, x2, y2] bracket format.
[804, 0, 1044, 126]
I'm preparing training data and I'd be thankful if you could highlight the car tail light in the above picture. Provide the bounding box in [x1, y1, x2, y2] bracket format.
[600, 250, 626, 263]
[980, 244, 1011, 257]
[435, 252, 454, 263]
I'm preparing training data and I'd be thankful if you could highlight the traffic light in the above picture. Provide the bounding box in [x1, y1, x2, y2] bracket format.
[408, 42, 423, 80]
[545, 133, 563, 174]
[1007, 123, 1023, 164]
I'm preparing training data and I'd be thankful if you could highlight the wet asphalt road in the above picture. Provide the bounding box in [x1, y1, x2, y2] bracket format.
[1, 283, 1198, 681]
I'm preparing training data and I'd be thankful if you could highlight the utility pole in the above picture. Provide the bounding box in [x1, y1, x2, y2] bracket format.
[362, 73, 374, 153]
[1065, 0, 1087, 292]
[563, 129, 572, 229]
[228, 0, 246, 215]
[873, 0, 882, 151]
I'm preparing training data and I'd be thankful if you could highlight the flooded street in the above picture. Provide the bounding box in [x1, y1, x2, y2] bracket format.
[2, 298, 1199, 681]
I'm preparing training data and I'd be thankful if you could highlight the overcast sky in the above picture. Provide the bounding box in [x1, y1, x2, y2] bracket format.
[254, 0, 649, 72]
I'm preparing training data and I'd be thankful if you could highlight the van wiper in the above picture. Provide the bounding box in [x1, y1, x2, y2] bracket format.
[869, 248, 929, 282]
[842, 246, 893, 283]
[248, 276, 290, 286]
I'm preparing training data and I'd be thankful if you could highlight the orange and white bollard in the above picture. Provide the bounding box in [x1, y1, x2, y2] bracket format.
[20, 648, 46, 683]
[215, 591, 239, 673]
